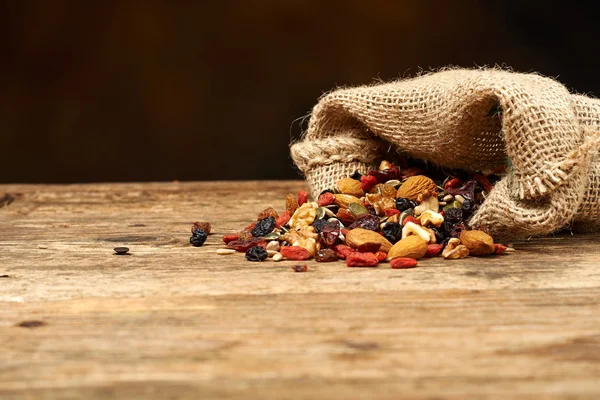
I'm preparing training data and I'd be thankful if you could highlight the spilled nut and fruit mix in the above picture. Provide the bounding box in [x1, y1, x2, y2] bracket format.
[191, 160, 513, 271]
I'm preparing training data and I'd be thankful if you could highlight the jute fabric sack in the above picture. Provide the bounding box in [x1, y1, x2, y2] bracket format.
[290, 69, 600, 240]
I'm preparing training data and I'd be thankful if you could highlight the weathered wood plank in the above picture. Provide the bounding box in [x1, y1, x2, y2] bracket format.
[1, 181, 599, 399]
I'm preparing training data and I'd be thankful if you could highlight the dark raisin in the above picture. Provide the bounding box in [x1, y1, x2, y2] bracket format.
[113, 246, 130, 255]
[320, 220, 341, 247]
[251, 216, 276, 237]
[382, 222, 402, 244]
[227, 237, 265, 252]
[431, 226, 446, 243]
[349, 171, 363, 180]
[348, 214, 380, 231]
[444, 207, 464, 224]
[446, 180, 477, 200]
[315, 248, 339, 262]
[312, 218, 328, 234]
[280, 241, 292, 247]
[461, 199, 475, 219]
[245, 246, 268, 261]
[368, 166, 401, 183]
[190, 229, 207, 247]
[292, 264, 308, 272]
[396, 197, 414, 212]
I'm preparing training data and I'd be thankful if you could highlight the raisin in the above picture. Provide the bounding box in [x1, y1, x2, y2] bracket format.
[430, 226, 446, 243]
[190, 229, 207, 247]
[446, 180, 477, 200]
[286, 193, 299, 214]
[245, 246, 268, 261]
[445, 208, 463, 224]
[368, 165, 401, 183]
[251, 216, 276, 237]
[461, 199, 476, 219]
[227, 237, 265, 252]
[312, 218, 328, 234]
[317, 192, 336, 206]
[332, 244, 355, 259]
[348, 214, 379, 231]
[396, 197, 414, 212]
[280, 246, 311, 260]
[257, 207, 278, 221]
[382, 222, 402, 244]
[315, 248, 339, 262]
[297, 190, 309, 206]
[346, 252, 379, 267]
[320, 220, 341, 247]
[350, 171, 363, 180]
[357, 242, 382, 253]
[191, 222, 211, 235]
[292, 264, 308, 272]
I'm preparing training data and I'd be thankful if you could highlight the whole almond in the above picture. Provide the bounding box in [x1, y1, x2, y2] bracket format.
[345, 228, 392, 253]
[334, 194, 363, 208]
[387, 235, 428, 260]
[337, 178, 364, 197]
[396, 175, 438, 200]
[460, 230, 495, 256]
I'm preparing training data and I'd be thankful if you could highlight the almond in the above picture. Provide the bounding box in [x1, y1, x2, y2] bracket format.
[334, 193, 363, 208]
[460, 230, 495, 256]
[396, 175, 438, 200]
[337, 178, 364, 197]
[345, 228, 392, 253]
[387, 235, 428, 260]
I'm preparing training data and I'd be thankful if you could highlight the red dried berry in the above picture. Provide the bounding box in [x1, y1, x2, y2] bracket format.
[317, 192, 336, 206]
[446, 180, 477, 200]
[402, 216, 421, 226]
[227, 237, 266, 252]
[384, 209, 400, 216]
[297, 190, 309, 206]
[425, 243, 443, 257]
[332, 244, 355, 260]
[494, 243, 508, 255]
[473, 174, 495, 193]
[346, 252, 379, 267]
[375, 251, 388, 261]
[292, 264, 308, 272]
[321, 221, 341, 247]
[341, 228, 350, 236]
[390, 257, 418, 269]
[336, 208, 356, 226]
[222, 233, 239, 244]
[275, 210, 291, 228]
[360, 175, 378, 192]
[244, 222, 257, 232]
[444, 177, 463, 190]
[315, 248, 339, 262]
[280, 246, 311, 260]
[357, 242, 382, 253]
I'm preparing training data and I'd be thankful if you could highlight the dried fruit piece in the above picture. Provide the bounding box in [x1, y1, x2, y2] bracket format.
[297, 190, 309, 206]
[368, 165, 400, 183]
[424, 243, 444, 257]
[357, 242, 382, 253]
[251, 216, 276, 237]
[401, 216, 421, 227]
[292, 264, 308, 272]
[332, 244, 355, 259]
[390, 257, 418, 269]
[460, 230, 495, 256]
[373, 197, 397, 216]
[349, 214, 380, 231]
[346, 252, 379, 267]
[275, 210, 291, 228]
[336, 208, 356, 225]
[375, 251, 387, 261]
[286, 193, 299, 214]
[387, 235, 428, 260]
[227, 237, 266, 252]
[445, 180, 477, 200]
[317, 192, 336, 206]
[190, 229, 208, 247]
[396, 176, 438, 200]
[280, 246, 311, 260]
[494, 243, 508, 255]
[257, 207, 278, 221]
[192, 222, 212, 235]
[360, 174, 378, 192]
[315, 248, 339, 262]
[337, 177, 364, 197]
[222, 233, 239, 244]
[443, 177, 463, 190]
[320, 220, 341, 247]
[345, 228, 393, 252]
[246, 246, 268, 261]
[382, 222, 402, 244]
[473, 173, 494, 193]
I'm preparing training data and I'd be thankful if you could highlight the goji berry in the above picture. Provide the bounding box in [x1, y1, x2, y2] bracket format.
[336, 208, 356, 226]
[275, 210, 291, 228]
[346, 252, 379, 267]
[375, 251, 387, 261]
[390, 257, 418, 269]
[444, 177, 463, 190]
[222, 233, 239, 244]
[402, 216, 421, 226]
[494, 243, 508, 255]
[473, 173, 494, 193]
[297, 190, 309, 206]
[244, 222, 257, 231]
[227, 237, 266, 252]
[384, 209, 400, 216]
[360, 175, 377, 192]
[357, 242, 382, 253]
[280, 246, 310, 260]
[317, 192, 336, 206]
[425, 243, 443, 257]
[332, 244, 355, 259]
[341, 228, 350, 236]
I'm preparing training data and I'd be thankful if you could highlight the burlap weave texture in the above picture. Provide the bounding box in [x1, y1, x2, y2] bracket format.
[290, 69, 600, 239]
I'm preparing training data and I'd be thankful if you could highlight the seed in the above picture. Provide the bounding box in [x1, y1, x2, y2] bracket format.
[454, 194, 466, 204]
[272, 252, 283, 261]
[114, 247, 130, 255]
[38, 244, 48, 249]
[216, 249, 236, 255]
[266, 240, 280, 252]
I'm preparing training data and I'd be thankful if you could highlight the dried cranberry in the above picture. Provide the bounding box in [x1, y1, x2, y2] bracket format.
[315, 248, 339, 262]
[473, 174, 494, 192]
[385, 209, 400, 216]
[443, 177, 463, 190]
[424, 244, 443, 257]
[446, 180, 477, 200]
[251, 216, 276, 237]
[320, 220, 341, 247]
[382, 222, 402, 244]
[348, 214, 380, 231]
[245, 246, 268, 261]
[368, 166, 400, 183]
[402, 216, 420, 226]
[375, 251, 387, 261]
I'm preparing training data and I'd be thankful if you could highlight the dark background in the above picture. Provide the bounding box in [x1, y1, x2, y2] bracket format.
[1, 1, 596, 183]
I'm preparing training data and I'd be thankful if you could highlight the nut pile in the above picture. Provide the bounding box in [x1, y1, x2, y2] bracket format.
[219, 160, 510, 269]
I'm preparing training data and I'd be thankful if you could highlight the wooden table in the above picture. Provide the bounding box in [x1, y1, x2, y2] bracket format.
[1, 181, 599, 399]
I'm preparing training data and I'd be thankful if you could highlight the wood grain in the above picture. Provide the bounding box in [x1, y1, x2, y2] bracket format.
[1, 181, 599, 399]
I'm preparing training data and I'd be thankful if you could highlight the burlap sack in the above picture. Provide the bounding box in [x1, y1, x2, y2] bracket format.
[290, 69, 600, 240]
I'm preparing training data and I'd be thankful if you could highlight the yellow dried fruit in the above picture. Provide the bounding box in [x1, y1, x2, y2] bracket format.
[387, 235, 428, 260]
[396, 176, 438, 200]
[460, 230, 495, 256]
[337, 178, 364, 197]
